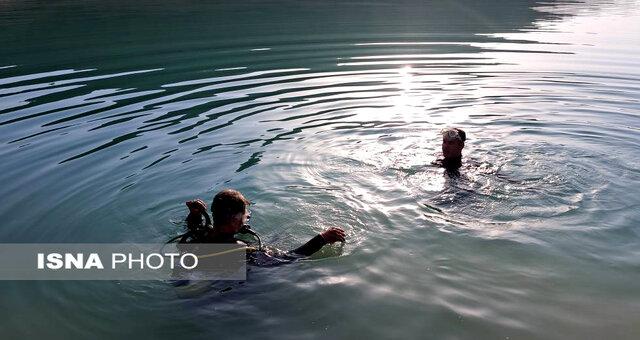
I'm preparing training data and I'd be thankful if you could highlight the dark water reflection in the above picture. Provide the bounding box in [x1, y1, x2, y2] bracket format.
[1, 0, 640, 339]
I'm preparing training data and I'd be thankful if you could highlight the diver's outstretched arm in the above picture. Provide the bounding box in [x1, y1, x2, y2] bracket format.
[291, 227, 345, 256]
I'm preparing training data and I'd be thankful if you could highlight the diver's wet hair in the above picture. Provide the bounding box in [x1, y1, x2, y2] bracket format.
[441, 127, 466, 142]
[211, 189, 250, 225]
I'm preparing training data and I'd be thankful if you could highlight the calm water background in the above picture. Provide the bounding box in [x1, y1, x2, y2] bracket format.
[1, 0, 640, 339]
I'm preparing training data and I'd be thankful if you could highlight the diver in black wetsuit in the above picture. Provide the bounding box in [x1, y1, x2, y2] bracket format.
[433, 127, 466, 173]
[179, 189, 346, 261]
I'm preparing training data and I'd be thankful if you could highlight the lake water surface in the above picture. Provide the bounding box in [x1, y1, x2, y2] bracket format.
[1, 1, 640, 339]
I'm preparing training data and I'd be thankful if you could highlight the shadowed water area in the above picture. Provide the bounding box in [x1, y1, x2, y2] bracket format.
[1, 0, 640, 338]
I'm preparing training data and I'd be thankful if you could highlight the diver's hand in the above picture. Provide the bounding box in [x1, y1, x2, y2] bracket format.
[186, 199, 207, 214]
[320, 227, 346, 244]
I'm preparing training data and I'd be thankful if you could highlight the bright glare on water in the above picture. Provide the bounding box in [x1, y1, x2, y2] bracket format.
[1, 0, 640, 339]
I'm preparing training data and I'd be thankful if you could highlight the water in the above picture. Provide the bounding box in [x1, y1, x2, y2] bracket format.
[1, 0, 640, 338]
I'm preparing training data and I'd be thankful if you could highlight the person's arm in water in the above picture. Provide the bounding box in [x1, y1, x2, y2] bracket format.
[291, 227, 346, 256]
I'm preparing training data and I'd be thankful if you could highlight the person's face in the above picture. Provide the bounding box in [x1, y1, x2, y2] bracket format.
[230, 207, 251, 233]
[442, 138, 464, 158]
[218, 206, 250, 234]
[241, 207, 251, 226]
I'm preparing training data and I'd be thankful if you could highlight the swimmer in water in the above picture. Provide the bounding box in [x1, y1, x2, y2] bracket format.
[433, 127, 466, 171]
[180, 189, 346, 260]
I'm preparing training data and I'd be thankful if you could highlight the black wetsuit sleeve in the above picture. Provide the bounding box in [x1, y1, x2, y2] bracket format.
[291, 234, 327, 256]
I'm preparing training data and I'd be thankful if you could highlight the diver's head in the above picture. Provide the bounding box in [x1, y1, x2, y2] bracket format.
[211, 189, 251, 234]
[441, 127, 466, 160]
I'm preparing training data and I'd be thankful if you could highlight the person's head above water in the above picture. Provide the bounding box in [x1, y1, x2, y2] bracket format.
[211, 189, 251, 234]
[441, 127, 466, 160]
[184, 189, 346, 250]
